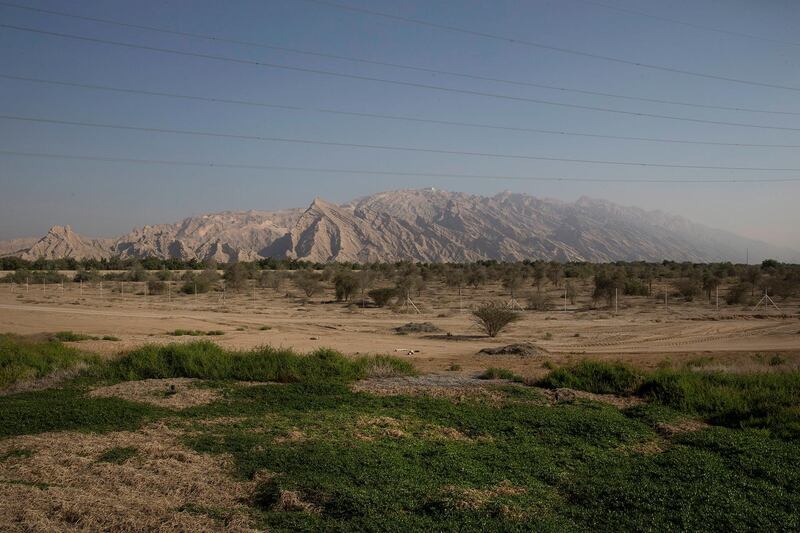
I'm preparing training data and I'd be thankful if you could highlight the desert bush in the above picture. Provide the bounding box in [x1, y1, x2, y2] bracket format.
[472, 302, 521, 338]
[623, 278, 649, 296]
[259, 270, 286, 291]
[725, 282, 753, 305]
[565, 281, 578, 304]
[527, 292, 553, 311]
[368, 287, 397, 307]
[675, 279, 701, 302]
[74, 269, 101, 283]
[223, 262, 254, 290]
[294, 271, 322, 298]
[147, 280, 166, 295]
[478, 367, 524, 381]
[333, 272, 359, 302]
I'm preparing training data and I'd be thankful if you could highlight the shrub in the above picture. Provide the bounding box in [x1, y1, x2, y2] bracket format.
[538, 360, 642, 395]
[52, 331, 97, 342]
[478, 367, 523, 381]
[333, 272, 358, 302]
[726, 282, 752, 305]
[472, 302, 521, 337]
[368, 287, 397, 307]
[103, 341, 414, 383]
[294, 271, 322, 298]
[0, 334, 100, 389]
[527, 292, 552, 311]
[147, 280, 166, 295]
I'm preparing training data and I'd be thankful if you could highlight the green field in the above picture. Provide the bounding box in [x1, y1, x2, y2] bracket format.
[1, 334, 798, 531]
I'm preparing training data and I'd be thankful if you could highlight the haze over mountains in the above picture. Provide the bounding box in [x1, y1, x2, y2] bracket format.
[1, 189, 795, 263]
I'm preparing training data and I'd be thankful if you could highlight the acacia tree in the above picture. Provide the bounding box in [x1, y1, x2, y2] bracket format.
[472, 301, 521, 337]
[294, 271, 322, 298]
[356, 269, 378, 307]
[546, 262, 563, 289]
[333, 271, 358, 302]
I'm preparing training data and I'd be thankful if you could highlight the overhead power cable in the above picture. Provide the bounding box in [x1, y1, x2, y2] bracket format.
[570, 0, 800, 48]
[2, 114, 800, 171]
[2, 24, 800, 133]
[2, 149, 798, 183]
[0, 1, 797, 116]
[3, 74, 798, 149]
[301, 0, 800, 92]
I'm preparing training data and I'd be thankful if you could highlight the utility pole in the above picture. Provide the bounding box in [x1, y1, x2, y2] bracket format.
[564, 288, 567, 312]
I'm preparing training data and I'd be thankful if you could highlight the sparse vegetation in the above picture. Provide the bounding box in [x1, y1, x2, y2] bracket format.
[51, 331, 97, 342]
[477, 367, 524, 381]
[168, 329, 224, 337]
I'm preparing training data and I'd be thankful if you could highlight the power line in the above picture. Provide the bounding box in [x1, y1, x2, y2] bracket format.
[2, 24, 800, 133]
[301, 0, 800, 92]
[570, 0, 800, 48]
[1, 1, 797, 116]
[3, 73, 799, 149]
[2, 149, 798, 183]
[3, 114, 800, 171]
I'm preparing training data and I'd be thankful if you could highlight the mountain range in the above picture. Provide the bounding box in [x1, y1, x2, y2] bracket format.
[1, 189, 795, 263]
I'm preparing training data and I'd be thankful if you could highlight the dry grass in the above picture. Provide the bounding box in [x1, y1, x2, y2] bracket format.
[352, 376, 506, 404]
[272, 490, 320, 514]
[655, 419, 710, 436]
[354, 415, 484, 443]
[272, 429, 307, 445]
[0, 423, 259, 532]
[439, 480, 526, 511]
[87, 378, 221, 409]
[540, 387, 644, 409]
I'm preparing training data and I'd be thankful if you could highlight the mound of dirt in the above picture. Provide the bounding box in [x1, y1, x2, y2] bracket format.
[394, 322, 441, 334]
[478, 343, 539, 357]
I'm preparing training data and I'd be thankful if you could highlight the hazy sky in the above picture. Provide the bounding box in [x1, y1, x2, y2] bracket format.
[1, 0, 799, 250]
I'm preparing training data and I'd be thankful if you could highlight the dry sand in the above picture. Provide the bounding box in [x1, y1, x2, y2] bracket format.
[0, 279, 798, 376]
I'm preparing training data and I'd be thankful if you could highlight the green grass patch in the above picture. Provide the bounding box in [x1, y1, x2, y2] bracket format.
[638, 368, 800, 438]
[98, 446, 138, 464]
[103, 341, 414, 383]
[177, 381, 800, 531]
[51, 331, 98, 342]
[0, 334, 101, 389]
[0, 387, 164, 438]
[537, 360, 642, 395]
[539, 359, 800, 439]
[477, 367, 524, 382]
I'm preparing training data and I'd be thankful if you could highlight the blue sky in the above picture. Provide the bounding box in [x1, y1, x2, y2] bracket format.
[1, 0, 799, 250]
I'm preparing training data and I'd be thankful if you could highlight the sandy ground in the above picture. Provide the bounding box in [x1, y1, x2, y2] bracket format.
[1, 279, 798, 375]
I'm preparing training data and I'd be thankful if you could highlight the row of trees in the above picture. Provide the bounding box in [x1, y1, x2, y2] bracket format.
[3, 259, 799, 309]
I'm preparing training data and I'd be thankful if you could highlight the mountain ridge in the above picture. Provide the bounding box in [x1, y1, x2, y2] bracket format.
[2, 189, 796, 263]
